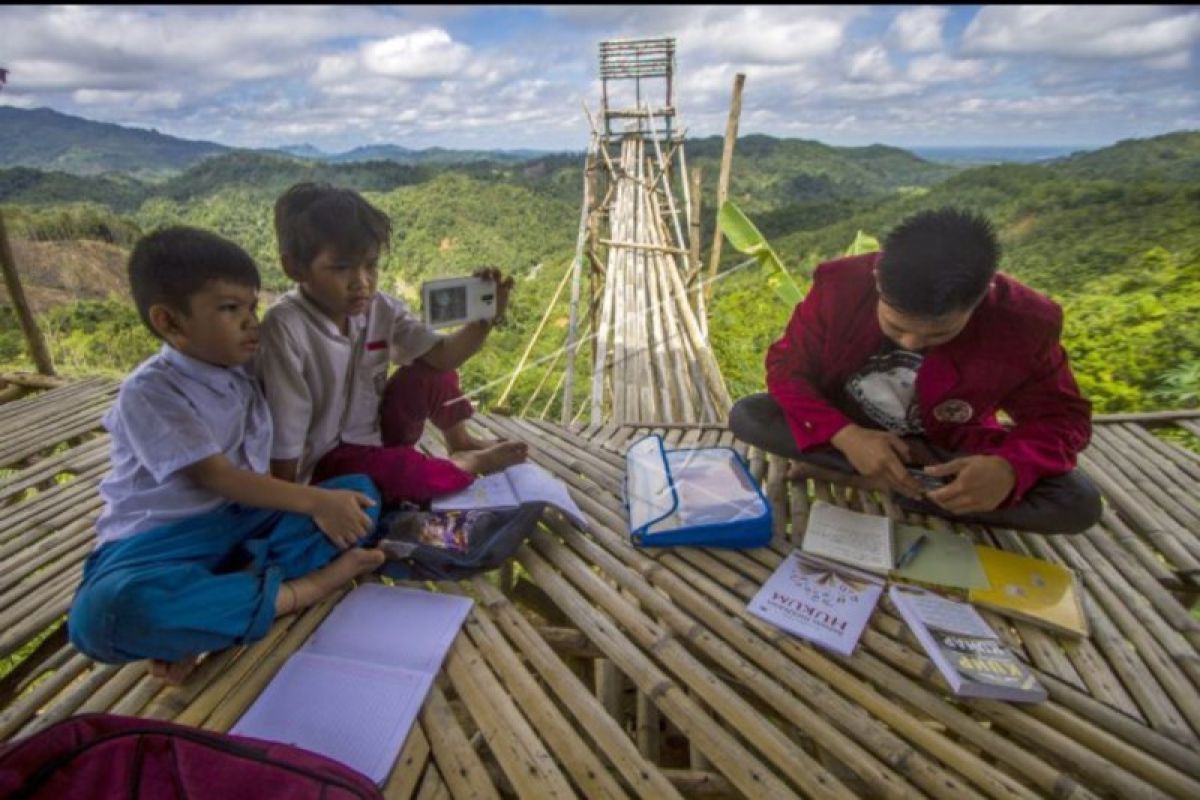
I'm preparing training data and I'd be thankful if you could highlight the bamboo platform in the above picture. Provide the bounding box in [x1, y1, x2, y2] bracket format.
[2, 379, 1200, 798]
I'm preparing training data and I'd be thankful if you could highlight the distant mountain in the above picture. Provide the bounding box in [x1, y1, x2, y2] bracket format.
[0, 107, 228, 179]
[1050, 130, 1200, 182]
[270, 144, 328, 159]
[325, 144, 552, 165]
[685, 134, 960, 212]
[911, 146, 1091, 165]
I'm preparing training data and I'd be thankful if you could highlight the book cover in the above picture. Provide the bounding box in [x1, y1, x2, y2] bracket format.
[969, 546, 1088, 637]
[800, 501, 894, 574]
[747, 551, 884, 657]
[888, 585, 1046, 703]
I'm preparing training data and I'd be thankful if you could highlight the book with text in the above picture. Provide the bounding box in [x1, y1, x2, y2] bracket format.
[889, 585, 1047, 703]
[801, 500, 895, 574]
[231, 584, 472, 784]
[747, 551, 884, 656]
[432, 462, 587, 529]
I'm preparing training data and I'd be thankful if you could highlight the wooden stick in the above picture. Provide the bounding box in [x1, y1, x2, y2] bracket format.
[704, 73, 745, 308]
[0, 211, 56, 376]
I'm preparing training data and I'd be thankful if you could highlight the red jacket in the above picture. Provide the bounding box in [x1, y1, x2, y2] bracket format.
[765, 253, 1092, 504]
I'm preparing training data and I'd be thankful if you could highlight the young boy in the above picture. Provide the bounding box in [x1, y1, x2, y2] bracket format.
[68, 227, 386, 685]
[729, 207, 1102, 534]
[257, 182, 527, 505]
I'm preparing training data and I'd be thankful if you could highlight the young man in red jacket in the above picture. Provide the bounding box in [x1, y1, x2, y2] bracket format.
[730, 207, 1101, 534]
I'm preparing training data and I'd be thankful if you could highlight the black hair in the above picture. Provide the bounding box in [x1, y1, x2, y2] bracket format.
[274, 182, 392, 272]
[876, 207, 999, 316]
[128, 226, 260, 338]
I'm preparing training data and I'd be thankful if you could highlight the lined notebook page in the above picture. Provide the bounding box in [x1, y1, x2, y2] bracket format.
[231, 584, 473, 784]
[801, 501, 894, 572]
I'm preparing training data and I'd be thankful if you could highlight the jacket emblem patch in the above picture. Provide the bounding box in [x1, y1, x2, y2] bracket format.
[933, 399, 974, 424]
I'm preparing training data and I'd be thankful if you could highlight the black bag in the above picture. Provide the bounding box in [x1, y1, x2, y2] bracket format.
[371, 502, 545, 581]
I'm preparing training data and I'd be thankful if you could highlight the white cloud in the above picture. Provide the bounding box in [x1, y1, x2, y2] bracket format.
[363, 29, 471, 80]
[887, 6, 948, 52]
[906, 54, 990, 84]
[963, 6, 1200, 61]
[847, 46, 895, 82]
[73, 89, 184, 111]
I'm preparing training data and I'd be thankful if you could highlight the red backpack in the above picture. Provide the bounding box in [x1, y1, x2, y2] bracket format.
[0, 713, 385, 799]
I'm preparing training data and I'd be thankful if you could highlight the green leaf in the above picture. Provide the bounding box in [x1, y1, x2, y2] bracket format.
[844, 229, 880, 256]
[718, 200, 804, 306]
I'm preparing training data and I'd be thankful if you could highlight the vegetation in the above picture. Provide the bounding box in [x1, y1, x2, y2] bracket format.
[2, 125, 1198, 418]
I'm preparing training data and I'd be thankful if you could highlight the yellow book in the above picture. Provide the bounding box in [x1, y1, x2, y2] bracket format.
[969, 546, 1088, 638]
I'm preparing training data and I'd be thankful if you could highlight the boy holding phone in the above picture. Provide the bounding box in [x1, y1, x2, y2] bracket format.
[730, 207, 1101, 534]
[256, 182, 527, 506]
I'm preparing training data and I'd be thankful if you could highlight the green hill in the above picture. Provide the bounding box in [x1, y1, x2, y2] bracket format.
[1051, 130, 1200, 183]
[686, 134, 959, 212]
[2, 127, 1196, 415]
[0, 107, 228, 179]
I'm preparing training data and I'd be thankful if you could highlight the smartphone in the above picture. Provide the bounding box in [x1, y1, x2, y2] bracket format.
[907, 467, 948, 491]
[420, 275, 497, 330]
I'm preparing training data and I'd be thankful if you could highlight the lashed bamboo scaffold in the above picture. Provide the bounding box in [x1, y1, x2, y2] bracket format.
[566, 37, 732, 427]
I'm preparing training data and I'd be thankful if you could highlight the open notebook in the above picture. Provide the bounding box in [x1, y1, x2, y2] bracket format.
[432, 462, 587, 529]
[231, 584, 472, 784]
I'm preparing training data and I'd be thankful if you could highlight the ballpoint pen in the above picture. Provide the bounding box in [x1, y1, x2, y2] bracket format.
[895, 534, 929, 570]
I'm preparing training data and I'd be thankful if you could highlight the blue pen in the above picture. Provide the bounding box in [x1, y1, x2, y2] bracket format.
[895, 534, 929, 570]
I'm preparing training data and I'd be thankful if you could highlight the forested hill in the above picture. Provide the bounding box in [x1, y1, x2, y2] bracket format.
[0, 127, 1196, 415]
[0, 107, 229, 179]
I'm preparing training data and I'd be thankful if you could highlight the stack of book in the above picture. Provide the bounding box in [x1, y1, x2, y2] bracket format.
[746, 501, 1081, 703]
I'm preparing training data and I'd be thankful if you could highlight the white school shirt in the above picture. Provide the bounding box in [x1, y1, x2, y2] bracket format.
[95, 345, 273, 546]
[256, 290, 442, 483]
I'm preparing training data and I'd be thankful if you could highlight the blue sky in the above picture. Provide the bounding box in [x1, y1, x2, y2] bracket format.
[0, 5, 1196, 152]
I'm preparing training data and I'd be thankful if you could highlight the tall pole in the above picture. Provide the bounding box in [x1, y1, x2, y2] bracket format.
[704, 73, 745, 309]
[0, 210, 56, 376]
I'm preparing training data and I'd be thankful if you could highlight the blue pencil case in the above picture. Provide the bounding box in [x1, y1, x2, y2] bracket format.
[624, 434, 773, 549]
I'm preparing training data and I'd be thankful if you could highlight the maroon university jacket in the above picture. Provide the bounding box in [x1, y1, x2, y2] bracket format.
[765, 253, 1092, 505]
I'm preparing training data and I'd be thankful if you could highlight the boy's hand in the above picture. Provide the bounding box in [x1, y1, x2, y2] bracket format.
[475, 267, 514, 325]
[925, 455, 1015, 513]
[830, 424, 924, 499]
[310, 488, 376, 549]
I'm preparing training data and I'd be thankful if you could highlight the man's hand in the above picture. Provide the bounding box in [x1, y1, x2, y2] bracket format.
[924, 455, 1016, 514]
[475, 267, 514, 325]
[830, 424, 924, 498]
[308, 488, 376, 549]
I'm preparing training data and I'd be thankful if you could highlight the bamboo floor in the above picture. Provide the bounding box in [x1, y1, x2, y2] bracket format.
[2, 379, 1199, 798]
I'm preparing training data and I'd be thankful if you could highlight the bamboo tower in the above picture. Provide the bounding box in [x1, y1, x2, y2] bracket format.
[566, 37, 731, 427]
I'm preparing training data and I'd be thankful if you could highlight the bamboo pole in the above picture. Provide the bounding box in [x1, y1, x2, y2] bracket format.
[0, 211, 55, 376]
[561, 134, 595, 425]
[494, 258, 573, 410]
[704, 73, 745, 309]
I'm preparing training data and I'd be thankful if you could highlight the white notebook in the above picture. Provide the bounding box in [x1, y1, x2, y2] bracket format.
[432, 462, 587, 529]
[800, 501, 895, 574]
[231, 584, 472, 784]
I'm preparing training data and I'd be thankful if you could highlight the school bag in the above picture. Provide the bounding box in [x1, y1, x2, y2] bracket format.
[0, 712, 384, 799]
[625, 434, 773, 548]
[372, 502, 545, 581]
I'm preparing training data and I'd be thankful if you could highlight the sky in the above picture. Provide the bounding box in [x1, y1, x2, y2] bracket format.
[0, 5, 1197, 153]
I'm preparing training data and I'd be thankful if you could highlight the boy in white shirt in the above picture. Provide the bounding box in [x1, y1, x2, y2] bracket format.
[257, 183, 526, 504]
[68, 227, 386, 685]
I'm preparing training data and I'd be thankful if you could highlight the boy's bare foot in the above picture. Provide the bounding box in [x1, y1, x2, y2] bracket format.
[450, 440, 528, 476]
[279, 548, 386, 615]
[442, 421, 493, 454]
[149, 655, 200, 686]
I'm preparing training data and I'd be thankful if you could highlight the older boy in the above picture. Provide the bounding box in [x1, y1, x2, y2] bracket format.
[68, 227, 385, 685]
[730, 208, 1102, 534]
[257, 183, 527, 505]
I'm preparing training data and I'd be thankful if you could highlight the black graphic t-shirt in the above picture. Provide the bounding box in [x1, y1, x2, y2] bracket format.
[843, 343, 925, 435]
